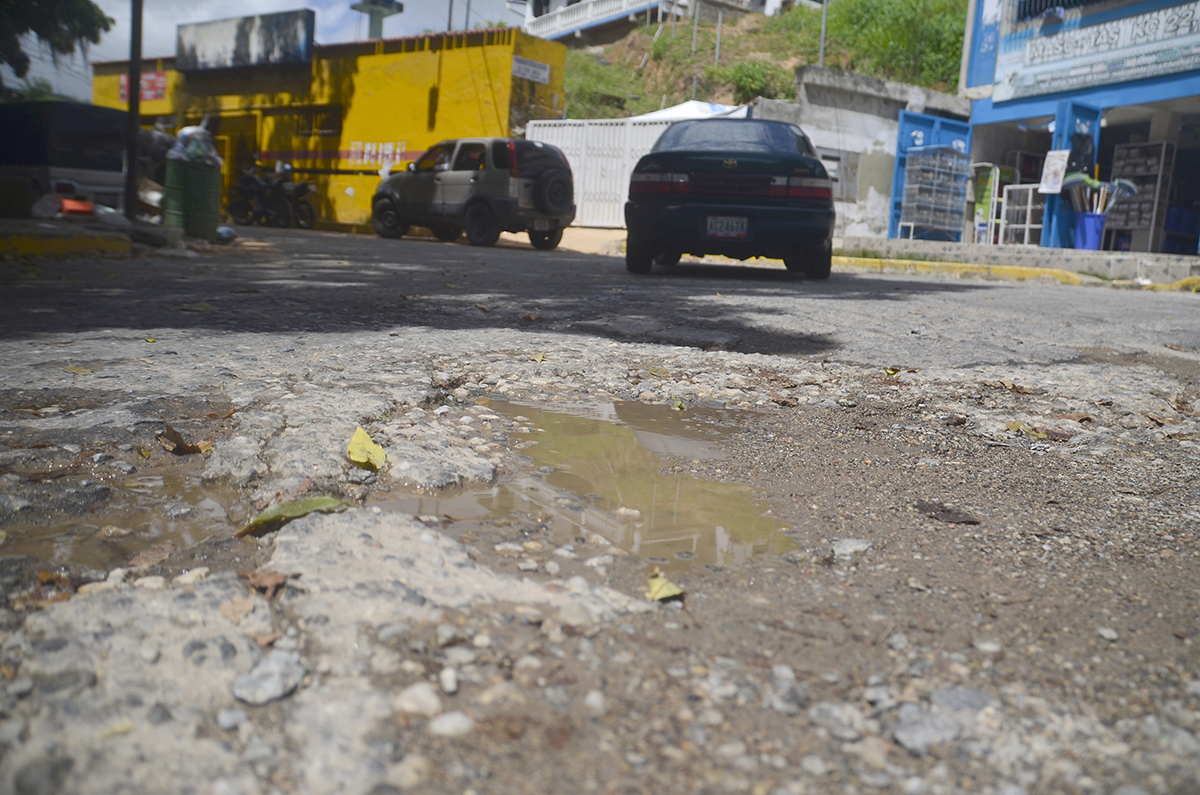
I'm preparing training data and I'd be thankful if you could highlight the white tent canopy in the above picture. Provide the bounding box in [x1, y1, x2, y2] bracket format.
[629, 100, 749, 121]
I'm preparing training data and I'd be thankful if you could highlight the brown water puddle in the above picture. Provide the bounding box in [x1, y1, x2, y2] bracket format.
[1, 473, 243, 570]
[379, 400, 793, 568]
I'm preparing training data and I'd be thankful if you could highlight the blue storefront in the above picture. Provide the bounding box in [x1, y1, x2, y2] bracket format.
[958, 0, 1200, 253]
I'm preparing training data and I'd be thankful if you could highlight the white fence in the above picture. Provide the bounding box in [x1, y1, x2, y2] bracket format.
[527, 118, 672, 228]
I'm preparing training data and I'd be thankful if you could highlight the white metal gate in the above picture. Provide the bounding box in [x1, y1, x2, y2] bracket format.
[527, 118, 672, 228]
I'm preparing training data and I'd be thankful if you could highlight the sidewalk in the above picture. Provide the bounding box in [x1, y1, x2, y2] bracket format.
[0, 218, 132, 258]
[545, 227, 1199, 290]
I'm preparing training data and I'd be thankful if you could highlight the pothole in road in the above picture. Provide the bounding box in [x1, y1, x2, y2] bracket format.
[0, 469, 245, 570]
[377, 400, 794, 569]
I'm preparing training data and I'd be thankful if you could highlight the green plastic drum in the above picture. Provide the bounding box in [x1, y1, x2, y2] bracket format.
[163, 159, 221, 242]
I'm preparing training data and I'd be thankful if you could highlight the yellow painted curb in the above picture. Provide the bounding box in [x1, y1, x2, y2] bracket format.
[0, 233, 131, 258]
[1145, 275, 1200, 292]
[833, 255, 1082, 285]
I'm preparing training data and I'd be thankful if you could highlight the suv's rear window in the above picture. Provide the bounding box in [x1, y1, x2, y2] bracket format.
[652, 120, 815, 155]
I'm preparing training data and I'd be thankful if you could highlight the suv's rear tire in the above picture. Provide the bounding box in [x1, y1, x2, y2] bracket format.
[784, 245, 832, 280]
[372, 199, 408, 239]
[431, 225, 461, 242]
[654, 250, 681, 267]
[533, 169, 573, 215]
[464, 204, 501, 247]
[626, 232, 653, 274]
[529, 227, 563, 250]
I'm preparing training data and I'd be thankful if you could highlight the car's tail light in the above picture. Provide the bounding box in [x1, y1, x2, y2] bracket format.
[508, 140, 519, 178]
[670, 174, 689, 194]
[630, 172, 671, 194]
[787, 176, 833, 200]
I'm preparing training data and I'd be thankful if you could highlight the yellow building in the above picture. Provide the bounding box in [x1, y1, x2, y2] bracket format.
[92, 27, 566, 227]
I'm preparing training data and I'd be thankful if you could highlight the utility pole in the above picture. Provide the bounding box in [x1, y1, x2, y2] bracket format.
[691, 0, 699, 54]
[448, 0, 454, 30]
[819, 0, 828, 67]
[714, 10, 722, 65]
[123, 0, 143, 221]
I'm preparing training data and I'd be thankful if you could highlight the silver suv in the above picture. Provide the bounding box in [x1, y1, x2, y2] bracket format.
[371, 137, 575, 250]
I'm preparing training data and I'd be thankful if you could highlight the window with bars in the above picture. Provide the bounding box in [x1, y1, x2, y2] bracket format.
[1016, 0, 1109, 23]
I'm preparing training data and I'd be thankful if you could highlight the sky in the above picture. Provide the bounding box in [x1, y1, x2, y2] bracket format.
[4, 0, 528, 101]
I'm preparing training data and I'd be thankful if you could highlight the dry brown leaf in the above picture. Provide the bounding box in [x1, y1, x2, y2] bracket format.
[1053, 412, 1092, 423]
[769, 392, 798, 407]
[219, 594, 255, 625]
[157, 424, 212, 455]
[474, 303, 490, 312]
[1032, 426, 1073, 441]
[915, 500, 981, 525]
[247, 632, 282, 647]
[128, 543, 175, 569]
[1146, 413, 1180, 426]
[239, 570, 292, 599]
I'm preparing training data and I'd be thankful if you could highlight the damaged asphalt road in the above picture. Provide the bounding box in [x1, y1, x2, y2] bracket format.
[0, 229, 1198, 795]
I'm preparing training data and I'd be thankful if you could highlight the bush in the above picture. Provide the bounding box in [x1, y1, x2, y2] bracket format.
[708, 61, 793, 104]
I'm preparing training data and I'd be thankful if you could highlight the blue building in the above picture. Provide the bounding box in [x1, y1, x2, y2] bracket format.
[959, 0, 1200, 253]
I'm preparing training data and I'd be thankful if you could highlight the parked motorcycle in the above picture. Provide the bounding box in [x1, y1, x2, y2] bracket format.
[283, 176, 317, 229]
[226, 165, 291, 228]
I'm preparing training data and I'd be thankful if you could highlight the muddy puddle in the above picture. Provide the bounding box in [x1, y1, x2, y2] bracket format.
[1, 471, 243, 570]
[378, 400, 793, 569]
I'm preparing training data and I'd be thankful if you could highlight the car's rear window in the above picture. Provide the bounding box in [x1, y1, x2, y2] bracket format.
[513, 140, 569, 173]
[652, 120, 815, 155]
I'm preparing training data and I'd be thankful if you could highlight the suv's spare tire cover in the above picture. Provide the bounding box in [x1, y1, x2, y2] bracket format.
[534, 169, 573, 216]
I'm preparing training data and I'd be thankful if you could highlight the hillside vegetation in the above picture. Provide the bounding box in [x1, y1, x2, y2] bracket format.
[563, 0, 967, 119]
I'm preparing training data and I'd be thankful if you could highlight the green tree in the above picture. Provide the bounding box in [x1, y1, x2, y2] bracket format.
[0, 0, 114, 91]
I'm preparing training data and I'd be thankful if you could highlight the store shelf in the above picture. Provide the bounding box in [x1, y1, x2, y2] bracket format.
[899, 145, 970, 241]
[1103, 141, 1174, 252]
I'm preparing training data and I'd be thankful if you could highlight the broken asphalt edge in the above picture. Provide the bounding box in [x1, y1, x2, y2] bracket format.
[833, 255, 1200, 292]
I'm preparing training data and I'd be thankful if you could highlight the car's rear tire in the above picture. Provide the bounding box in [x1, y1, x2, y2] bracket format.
[464, 204, 501, 247]
[626, 233, 653, 274]
[654, 250, 681, 267]
[784, 245, 832, 280]
[529, 227, 563, 250]
[430, 225, 461, 242]
[533, 169, 573, 215]
[372, 199, 408, 238]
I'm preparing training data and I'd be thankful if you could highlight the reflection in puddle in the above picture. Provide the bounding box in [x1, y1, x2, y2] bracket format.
[382, 401, 791, 568]
[2, 474, 241, 569]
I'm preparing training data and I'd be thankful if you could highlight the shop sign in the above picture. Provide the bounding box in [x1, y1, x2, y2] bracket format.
[119, 71, 167, 102]
[512, 56, 551, 85]
[994, 1, 1200, 101]
[348, 141, 408, 166]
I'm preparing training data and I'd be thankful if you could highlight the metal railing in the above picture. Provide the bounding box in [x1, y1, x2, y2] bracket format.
[525, 0, 687, 40]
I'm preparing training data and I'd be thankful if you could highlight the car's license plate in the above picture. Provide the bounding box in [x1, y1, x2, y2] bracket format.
[533, 219, 551, 230]
[706, 216, 748, 238]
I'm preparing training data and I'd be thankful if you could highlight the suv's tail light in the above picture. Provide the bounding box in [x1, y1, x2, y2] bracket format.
[508, 140, 519, 178]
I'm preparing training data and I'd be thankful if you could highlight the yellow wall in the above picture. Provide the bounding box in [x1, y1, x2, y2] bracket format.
[92, 28, 566, 226]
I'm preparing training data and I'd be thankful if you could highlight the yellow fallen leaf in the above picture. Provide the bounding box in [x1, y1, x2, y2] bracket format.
[445, 282, 461, 289]
[97, 718, 135, 739]
[883, 368, 901, 376]
[140, 358, 154, 364]
[138, 448, 151, 459]
[716, 292, 724, 298]
[531, 351, 546, 364]
[646, 566, 684, 602]
[64, 365, 92, 375]
[648, 367, 671, 378]
[348, 425, 386, 470]
[144, 337, 156, 343]
[670, 398, 686, 412]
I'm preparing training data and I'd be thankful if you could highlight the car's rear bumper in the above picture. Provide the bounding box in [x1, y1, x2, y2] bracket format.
[490, 197, 575, 232]
[625, 201, 834, 258]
